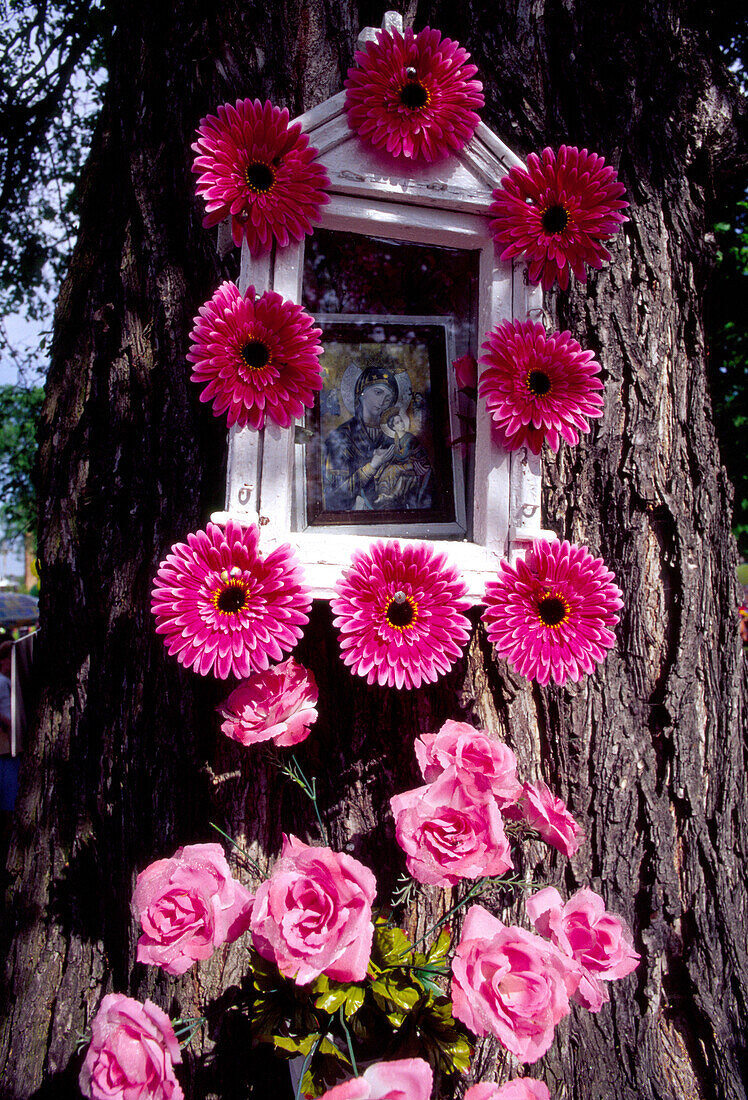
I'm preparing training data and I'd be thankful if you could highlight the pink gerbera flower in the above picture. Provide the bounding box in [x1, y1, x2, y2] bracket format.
[489, 145, 628, 290]
[479, 319, 604, 454]
[151, 521, 311, 679]
[192, 98, 330, 251]
[344, 26, 484, 162]
[331, 540, 471, 690]
[187, 281, 323, 430]
[482, 539, 623, 686]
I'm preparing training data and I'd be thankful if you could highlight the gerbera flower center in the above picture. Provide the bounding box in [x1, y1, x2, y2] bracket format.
[537, 593, 571, 628]
[399, 80, 430, 110]
[385, 590, 418, 630]
[244, 161, 276, 194]
[215, 579, 250, 615]
[541, 204, 570, 235]
[239, 340, 271, 371]
[527, 369, 552, 397]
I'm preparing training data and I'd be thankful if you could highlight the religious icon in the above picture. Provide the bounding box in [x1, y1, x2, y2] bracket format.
[302, 318, 462, 532]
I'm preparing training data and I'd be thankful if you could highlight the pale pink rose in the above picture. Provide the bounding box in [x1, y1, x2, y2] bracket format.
[504, 781, 583, 856]
[451, 904, 580, 1063]
[526, 886, 640, 1011]
[415, 720, 522, 808]
[453, 353, 478, 389]
[319, 1059, 433, 1100]
[218, 658, 318, 747]
[466, 1081, 550, 1100]
[391, 768, 513, 887]
[132, 842, 254, 975]
[251, 833, 376, 985]
[79, 993, 183, 1100]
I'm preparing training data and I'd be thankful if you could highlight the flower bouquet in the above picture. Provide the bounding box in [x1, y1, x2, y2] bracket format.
[79, 715, 638, 1100]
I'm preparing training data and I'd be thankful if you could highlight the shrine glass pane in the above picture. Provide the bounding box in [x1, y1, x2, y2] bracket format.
[298, 230, 479, 538]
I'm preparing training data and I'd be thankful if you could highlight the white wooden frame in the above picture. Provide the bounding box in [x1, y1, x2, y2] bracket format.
[212, 68, 554, 601]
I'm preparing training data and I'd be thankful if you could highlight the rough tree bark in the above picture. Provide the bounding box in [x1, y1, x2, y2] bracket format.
[1, 1, 746, 1098]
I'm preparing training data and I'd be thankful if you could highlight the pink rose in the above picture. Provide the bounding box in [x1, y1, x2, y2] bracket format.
[504, 781, 583, 857]
[218, 658, 318, 747]
[132, 842, 254, 975]
[453, 353, 478, 390]
[319, 1059, 433, 1100]
[79, 993, 183, 1100]
[251, 834, 376, 985]
[390, 768, 513, 887]
[451, 905, 580, 1063]
[415, 720, 522, 808]
[466, 1081, 550, 1100]
[526, 886, 640, 1011]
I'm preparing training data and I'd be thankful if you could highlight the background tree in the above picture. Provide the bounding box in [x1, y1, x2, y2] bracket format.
[1, 3, 747, 1100]
[710, 195, 748, 557]
[0, 384, 44, 557]
[0, 0, 106, 325]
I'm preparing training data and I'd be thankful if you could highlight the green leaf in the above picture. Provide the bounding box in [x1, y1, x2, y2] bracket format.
[311, 975, 365, 1019]
[390, 994, 475, 1076]
[414, 970, 446, 995]
[274, 1033, 321, 1056]
[318, 1037, 349, 1063]
[342, 984, 366, 1019]
[0, 385, 45, 546]
[371, 976, 422, 1012]
[443, 1035, 473, 1074]
[292, 1038, 351, 1098]
[373, 921, 414, 966]
[301, 1053, 349, 1099]
[425, 925, 452, 964]
[314, 986, 348, 1014]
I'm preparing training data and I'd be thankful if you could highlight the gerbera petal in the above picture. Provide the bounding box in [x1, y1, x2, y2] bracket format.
[482, 539, 622, 686]
[332, 540, 470, 690]
[478, 319, 604, 454]
[151, 522, 311, 679]
[192, 98, 330, 254]
[489, 145, 628, 289]
[344, 25, 484, 162]
[188, 282, 323, 431]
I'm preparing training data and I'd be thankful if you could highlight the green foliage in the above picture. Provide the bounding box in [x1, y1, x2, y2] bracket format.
[0, 383, 44, 545]
[243, 918, 473, 1097]
[365, 918, 472, 1076]
[710, 197, 748, 558]
[0, 1, 108, 378]
[313, 975, 366, 1019]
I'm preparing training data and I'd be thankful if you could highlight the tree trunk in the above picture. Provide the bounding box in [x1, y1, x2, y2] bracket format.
[1, 2, 746, 1098]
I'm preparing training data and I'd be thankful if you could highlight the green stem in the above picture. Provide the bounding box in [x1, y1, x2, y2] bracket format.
[172, 1016, 207, 1048]
[339, 1009, 358, 1077]
[172, 1015, 207, 1030]
[401, 872, 539, 958]
[380, 963, 449, 976]
[287, 754, 329, 845]
[209, 821, 267, 879]
[404, 879, 487, 956]
[295, 1035, 323, 1100]
[488, 874, 538, 892]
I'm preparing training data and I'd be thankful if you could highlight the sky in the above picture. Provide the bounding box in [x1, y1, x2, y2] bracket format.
[0, 312, 48, 386]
